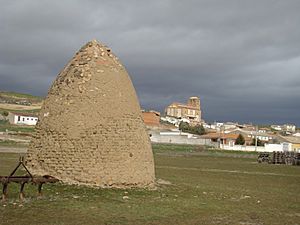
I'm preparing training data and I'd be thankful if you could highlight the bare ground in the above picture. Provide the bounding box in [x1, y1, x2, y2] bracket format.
[0, 103, 41, 111]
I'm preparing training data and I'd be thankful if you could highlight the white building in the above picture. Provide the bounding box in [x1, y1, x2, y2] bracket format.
[160, 116, 190, 127]
[283, 124, 296, 133]
[228, 128, 274, 142]
[271, 124, 296, 133]
[165, 97, 202, 123]
[271, 125, 282, 131]
[293, 133, 300, 137]
[8, 112, 38, 126]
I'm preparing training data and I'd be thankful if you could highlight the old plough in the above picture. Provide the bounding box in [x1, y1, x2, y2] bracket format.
[0, 156, 58, 201]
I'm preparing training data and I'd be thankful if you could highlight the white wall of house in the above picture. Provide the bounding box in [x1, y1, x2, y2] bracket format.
[150, 133, 211, 145]
[271, 125, 282, 131]
[9, 114, 38, 126]
[293, 133, 300, 137]
[221, 144, 267, 152]
[284, 124, 296, 132]
[220, 143, 292, 152]
[265, 143, 292, 152]
[244, 133, 273, 142]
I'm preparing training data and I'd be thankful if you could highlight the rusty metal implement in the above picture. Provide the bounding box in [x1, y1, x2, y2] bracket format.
[0, 156, 59, 201]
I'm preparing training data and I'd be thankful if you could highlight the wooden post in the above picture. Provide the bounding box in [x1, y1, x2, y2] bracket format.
[19, 182, 26, 201]
[38, 183, 43, 197]
[2, 183, 8, 201]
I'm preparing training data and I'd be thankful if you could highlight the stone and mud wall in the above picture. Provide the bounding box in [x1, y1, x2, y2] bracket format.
[26, 40, 155, 188]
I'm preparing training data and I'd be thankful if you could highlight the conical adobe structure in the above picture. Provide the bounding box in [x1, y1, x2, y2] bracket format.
[26, 40, 155, 188]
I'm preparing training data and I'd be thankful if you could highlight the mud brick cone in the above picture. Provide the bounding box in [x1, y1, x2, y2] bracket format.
[26, 40, 155, 188]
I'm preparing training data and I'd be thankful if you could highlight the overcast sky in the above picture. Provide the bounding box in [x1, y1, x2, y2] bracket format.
[0, 0, 299, 126]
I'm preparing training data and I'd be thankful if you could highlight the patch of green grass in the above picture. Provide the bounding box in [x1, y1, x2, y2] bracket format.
[0, 120, 35, 133]
[0, 145, 299, 225]
[0, 140, 28, 147]
[152, 143, 258, 158]
[0, 126, 35, 133]
[152, 143, 198, 152]
[0, 119, 9, 125]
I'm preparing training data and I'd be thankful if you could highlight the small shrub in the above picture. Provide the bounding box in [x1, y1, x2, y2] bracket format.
[235, 134, 245, 145]
[251, 138, 264, 146]
[1, 111, 9, 117]
[179, 122, 206, 135]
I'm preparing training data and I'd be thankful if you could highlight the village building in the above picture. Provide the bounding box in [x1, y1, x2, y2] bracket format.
[293, 132, 300, 137]
[228, 129, 275, 144]
[142, 111, 160, 127]
[282, 124, 296, 133]
[271, 125, 282, 131]
[258, 127, 272, 133]
[271, 124, 296, 133]
[200, 132, 252, 147]
[8, 112, 38, 126]
[278, 136, 300, 152]
[165, 96, 202, 123]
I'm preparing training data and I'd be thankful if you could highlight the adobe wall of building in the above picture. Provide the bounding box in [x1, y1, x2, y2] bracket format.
[7, 112, 15, 124]
[165, 97, 202, 122]
[26, 40, 155, 188]
[142, 112, 160, 126]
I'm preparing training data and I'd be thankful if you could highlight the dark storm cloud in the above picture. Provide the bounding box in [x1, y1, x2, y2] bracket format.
[0, 0, 300, 125]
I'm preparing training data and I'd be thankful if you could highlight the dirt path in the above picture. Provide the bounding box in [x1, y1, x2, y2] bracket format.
[0, 133, 31, 143]
[0, 103, 41, 111]
[0, 146, 27, 153]
[156, 165, 300, 178]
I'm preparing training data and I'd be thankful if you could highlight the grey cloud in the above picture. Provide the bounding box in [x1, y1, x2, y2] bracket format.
[0, 0, 299, 125]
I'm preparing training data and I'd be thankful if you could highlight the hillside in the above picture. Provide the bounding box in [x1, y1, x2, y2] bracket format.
[0, 91, 43, 115]
[0, 91, 43, 105]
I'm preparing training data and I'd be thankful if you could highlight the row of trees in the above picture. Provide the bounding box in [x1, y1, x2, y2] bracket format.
[179, 122, 206, 135]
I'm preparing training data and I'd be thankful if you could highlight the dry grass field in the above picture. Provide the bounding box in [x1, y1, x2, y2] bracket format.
[0, 91, 42, 115]
[0, 103, 41, 111]
[0, 144, 299, 225]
